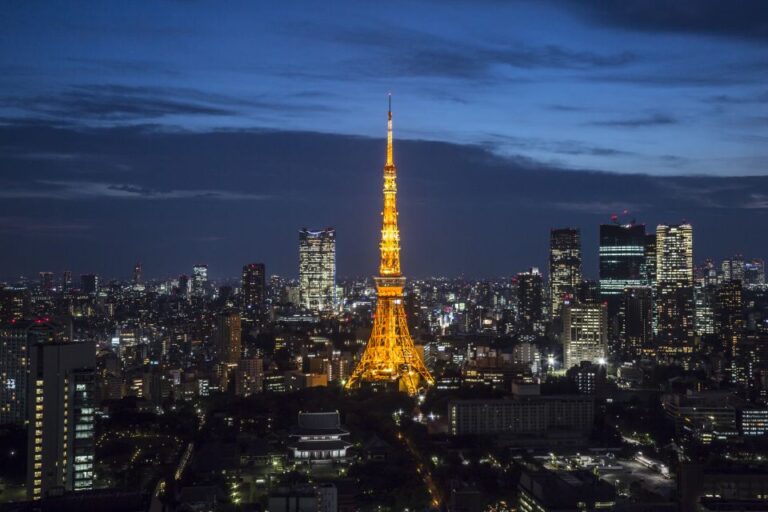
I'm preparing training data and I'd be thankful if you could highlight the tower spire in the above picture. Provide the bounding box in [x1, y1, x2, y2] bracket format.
[386, 93, 393, 167]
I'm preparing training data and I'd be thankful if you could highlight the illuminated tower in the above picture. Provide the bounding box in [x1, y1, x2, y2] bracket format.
[346, 97, 434, 396]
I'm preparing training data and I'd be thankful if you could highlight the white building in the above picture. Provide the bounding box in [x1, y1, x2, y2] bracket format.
[562, 302, 608, 370]
[288, 411, 351, 465]
[299, 228, 337, 313]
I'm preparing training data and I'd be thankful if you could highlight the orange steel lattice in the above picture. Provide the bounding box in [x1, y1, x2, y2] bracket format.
[346, 97, 434, 396]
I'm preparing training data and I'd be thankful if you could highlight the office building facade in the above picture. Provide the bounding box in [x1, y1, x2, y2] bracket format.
[27, 340, 95, 500]
[216, 312, 242, 365]
[299, 228, 337, 313]
[656, 223, 694, 355]
[549, 228, 582, 319]
[191, 264, 208, 297]
[599, 223, 646, 301]
[241, 263, 266, 319]
[562, 302, 608, 370]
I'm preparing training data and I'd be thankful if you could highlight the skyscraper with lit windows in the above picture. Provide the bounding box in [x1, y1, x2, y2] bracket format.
[27, 339, 95, 500]
[549, 228, 582, 319]
[716, 281, 744, 361]
[216, 311, 242, 365]
[38, 272, 54, 293]
[80, 274, 99, 295]
[655, 223, 694, 355]
[191, 264, 208, 297]
[1, 319, 72, 426]
[241, 263, 266, 319]
[562, 302, 608, 370]
[599, 223, 646, 302]
[516, 268, 545, 338]
[299, 228, 336, 313]
[132, 262, 142, 285]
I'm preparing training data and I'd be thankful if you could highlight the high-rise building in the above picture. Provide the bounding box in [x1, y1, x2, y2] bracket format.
[191, 264, 208, 297]
[298, 228, 336, 313]
[177, 274, 190, 297]
[562, 302, 608, 370]
[241, 263, 266, 319]
[549, 228, 582, 318]
[235, 357, 264, 397]
[599, 223, 646, 302]
[716, 281, 744, 363]
[744, 259, 765, 287]
[0, 325, 28, 426]
[0, 287, 28, 322]
[61, 271, 72, 292]
[620, 287, 653, 358]
[1, 320, 72, 426]
[656, 223, 694, 355]
[694, 283, 716, 337]
[345, 98, 433, 396]
[516, 268, 545, 338]
[721, 255, 745, 283]
[216, 312, 242, 365]
[642, 233, 657, 288]
[38, 272, 54, 293]
[80, 274, 99, 295]
[132, 262, 142, 285]
[27, 339, 95, 500]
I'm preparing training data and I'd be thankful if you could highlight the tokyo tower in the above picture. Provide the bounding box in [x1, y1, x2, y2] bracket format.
[345, 96, 434, 396]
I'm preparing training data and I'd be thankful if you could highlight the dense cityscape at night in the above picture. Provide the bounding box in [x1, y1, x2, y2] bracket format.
[2, 2, 768, 512]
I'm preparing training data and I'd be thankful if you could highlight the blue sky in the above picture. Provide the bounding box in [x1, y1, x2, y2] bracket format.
[0, 1, 767, 278]
[2, 1, 766, 175]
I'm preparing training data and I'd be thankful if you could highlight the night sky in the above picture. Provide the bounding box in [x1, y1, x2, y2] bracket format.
[1, 1, 767, 280]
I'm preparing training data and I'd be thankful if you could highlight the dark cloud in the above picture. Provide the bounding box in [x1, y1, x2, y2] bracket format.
[545, 104, 590, 112]
[0, 122, 766, 279]
[0, 216, 92, 236]
[2, 84, 339, 124]
[590, 113, 678, 127]
[65, 58, 183, 77]
[705, 91, 768, 104]
[561, 0, 768, 41]
[393, 43, 635, 79]
[0, 180, 271, 201]
[291, 23, 636, 80]
[481, 133, 632, 157]
[5, 85, 235, 121]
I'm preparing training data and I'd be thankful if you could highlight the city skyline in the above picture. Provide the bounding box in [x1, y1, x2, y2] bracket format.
[3, 4, 768, 511]
[0, 214, 761, 283]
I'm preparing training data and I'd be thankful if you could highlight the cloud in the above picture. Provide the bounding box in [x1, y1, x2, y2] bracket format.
[2, 84, 339, 124]
[5, 85, 235, 121]
[481, 133, 632, 157]
[547, 201, 651, 214]
[0, 216, 92, 236]
[560, 0, 768, 41]
[590, 113, 678, 127]
[0, 123, 767, 278]
[704, 91, 768, 104]
[743, 194, 768, 209]
[290, 23, 636, 80]
[0, 180, 271, 201]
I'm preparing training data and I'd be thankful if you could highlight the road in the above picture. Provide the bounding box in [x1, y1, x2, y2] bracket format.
[397, 428, 442, 509]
